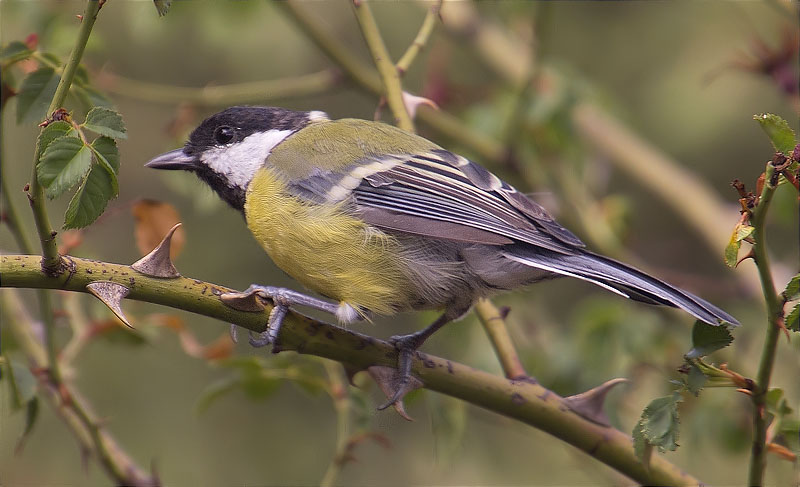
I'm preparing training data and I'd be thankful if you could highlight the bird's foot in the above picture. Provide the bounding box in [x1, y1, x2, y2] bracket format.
[222, 284, 340, 351]
[371, 332, 428, 416]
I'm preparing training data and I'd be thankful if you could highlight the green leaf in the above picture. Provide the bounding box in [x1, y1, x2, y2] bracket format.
[724, 223, 754, 268]
[686, 363, 707, 396]
[639, 392, 682, 453]
[5, 359, 37, 410]
[16, 67, 60, 124]
[36, 121, 74, 160]
[195, 377, 239, 414]
[786, 304, 799, 332]
[91, 136, 120, 173]
[19, 397, 40, 448]
[754, 113, 798, 156]
[782, 274, 800, 301]
[0, 41, 33, 65]
[632, 419, 653, 466]
[83, 107, 127, 139]
[38, 136, 92, 199]
[63, 164, 116, 229]
[686, 320, 734, 359]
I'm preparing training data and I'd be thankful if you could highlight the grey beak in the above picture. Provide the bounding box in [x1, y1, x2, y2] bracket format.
[145, 149, 196, 170]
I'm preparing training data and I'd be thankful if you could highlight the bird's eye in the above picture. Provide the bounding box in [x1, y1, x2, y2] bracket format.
[213, 125, 235, 145]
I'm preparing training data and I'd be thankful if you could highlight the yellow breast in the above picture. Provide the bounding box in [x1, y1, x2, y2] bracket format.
[243, 167, 413, 316]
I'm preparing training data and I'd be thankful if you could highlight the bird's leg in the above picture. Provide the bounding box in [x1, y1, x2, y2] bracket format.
[229, 285, 341, 349]
[378, 313, 451, 410]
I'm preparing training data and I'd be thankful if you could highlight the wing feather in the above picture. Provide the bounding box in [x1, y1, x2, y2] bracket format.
[287, 150, 584, 252]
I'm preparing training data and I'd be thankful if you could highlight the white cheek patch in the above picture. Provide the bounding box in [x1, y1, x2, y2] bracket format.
[201, 129, 294, 189]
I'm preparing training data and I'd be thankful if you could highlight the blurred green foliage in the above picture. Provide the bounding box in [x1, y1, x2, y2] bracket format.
[1, 1, 798, 485]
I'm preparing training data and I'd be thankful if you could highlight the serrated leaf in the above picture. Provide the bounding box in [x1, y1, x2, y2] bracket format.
[754, 113, 798, 156]
[782, 274, 800, 301]
[638, 393, 681, 453]
[686, 363, 707, 396]
[632, 420, 653, 466]
[36, 121, 74, 160]
[38, 136, 92, 199]
[0, 41, 33, 65]
[63, 164, 116, 229]
[786, 304, 799, 332]
[195, 377, 239, 414]
[83, 107, 127, 139]
[687, 320, 734, 359]
[16, 67, 60, 124]
[91, 136, 120, 173]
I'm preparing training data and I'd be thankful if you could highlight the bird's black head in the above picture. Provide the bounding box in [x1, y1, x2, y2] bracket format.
[146, 106, 327, 211]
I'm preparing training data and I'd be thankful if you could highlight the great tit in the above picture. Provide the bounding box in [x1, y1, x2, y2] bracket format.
[146, 106, 738, 403]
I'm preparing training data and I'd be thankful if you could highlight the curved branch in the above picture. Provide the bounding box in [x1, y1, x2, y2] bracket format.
[1, 253, 699, 486]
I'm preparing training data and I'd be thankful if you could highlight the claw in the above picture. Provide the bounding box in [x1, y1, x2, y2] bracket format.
[229, 324, 238, 343]
[368, 365, 422, 421]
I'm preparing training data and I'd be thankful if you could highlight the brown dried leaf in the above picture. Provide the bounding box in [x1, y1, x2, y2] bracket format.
[132, 199, 185, 258]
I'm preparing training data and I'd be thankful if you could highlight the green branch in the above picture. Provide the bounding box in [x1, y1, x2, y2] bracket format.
[747, 163, 783, 486]
[395, 2, 440, 76]
[25, 0, 103, 385]
[100, 69, 340, 106]
[1, 253, 700, 486]
[474, 298, 527, 380]
[352, 0, 414, 131]
[1, 288, 154, 486]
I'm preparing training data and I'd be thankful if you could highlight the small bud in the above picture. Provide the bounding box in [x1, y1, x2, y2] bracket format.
[791, 143, 800, 163]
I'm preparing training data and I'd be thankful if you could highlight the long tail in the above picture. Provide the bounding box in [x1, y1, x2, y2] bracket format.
[503, 246, 739, 326]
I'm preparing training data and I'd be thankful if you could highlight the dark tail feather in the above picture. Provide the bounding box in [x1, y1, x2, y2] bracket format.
[503, 247, 739, 326]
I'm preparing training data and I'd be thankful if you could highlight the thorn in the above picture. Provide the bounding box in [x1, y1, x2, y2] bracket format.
[401, 91, 439, 119]
[736, 388, 753, 396]
[368, 365, 422, 421]
[735, 249, 755, 267]
[563, 378, 629, 427]
[86, 281, 132, 328]
[220, 288, 267, 312]
[76, 14, 83, 21]
[767, 442, 798, 461]
[229, 324, 238, 343]
[131, 223, 182, 278]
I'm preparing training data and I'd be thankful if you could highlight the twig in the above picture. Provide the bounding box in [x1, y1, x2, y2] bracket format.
[395, 1, 441, 76]
[98, 69, 341, 106]
[1, 253, 700, 486]
[319, 360, 352, 487]
[26, 0, 103, 385]
[747, 162, 784, 486]
[474, 299, 528, 380]
[1, 288, 155, 486]
[277, 0, 504, 162]
[351, 0, 414, 131]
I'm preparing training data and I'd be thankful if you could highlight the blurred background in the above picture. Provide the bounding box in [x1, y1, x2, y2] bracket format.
[1, 1, 798, 485]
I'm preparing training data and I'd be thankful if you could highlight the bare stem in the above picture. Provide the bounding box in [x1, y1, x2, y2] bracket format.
[474, 299, 528, 380]
[319, 360, 352, 487]
[352, 0, 414, 131]
[1, 253, 700, 486]
[395, 2, 441, 76]
[747, 163, 783, 486]
[27, 0, 103, 385]
[1, 288, 155, 486]
[99, 69, 340, 106]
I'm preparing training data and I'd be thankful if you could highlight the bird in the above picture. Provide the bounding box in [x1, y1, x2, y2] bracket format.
[146, 106, 739, 406]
